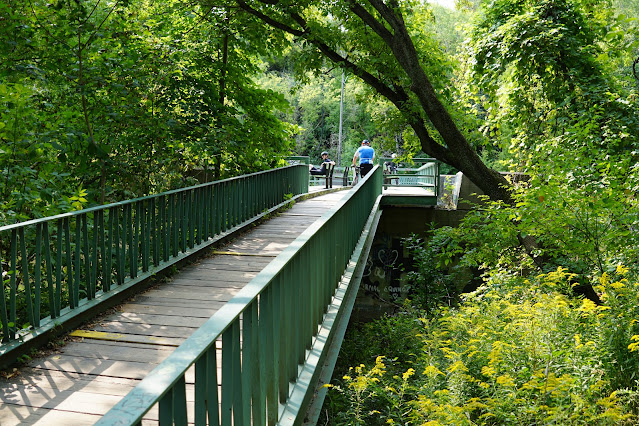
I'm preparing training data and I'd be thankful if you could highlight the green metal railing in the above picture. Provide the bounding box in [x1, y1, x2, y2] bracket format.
[0, 165, 308, 346]
[379, 157, 439, 195]
[97, 167, 383, 426]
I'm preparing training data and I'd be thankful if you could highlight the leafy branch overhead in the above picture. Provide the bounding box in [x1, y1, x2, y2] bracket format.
[234, 0, 512, 202]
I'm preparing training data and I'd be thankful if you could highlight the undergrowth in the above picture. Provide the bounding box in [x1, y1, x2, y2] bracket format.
[323, 266, 639, 425]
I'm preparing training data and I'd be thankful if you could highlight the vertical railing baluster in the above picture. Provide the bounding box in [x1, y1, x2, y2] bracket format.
[81, 214, 92, 300]
[114, 207, 122, 286]
[300, 246, 310, 362]
[18, 228, 35, 328]
[193, 188, 199, 247]
[186, 190, 192, 249]
[265, 286, 278, 424]
[147, 199, 152, 269]
[159, 388, 174, 425]
[63, 217, 75, 308]
[42, 222, 56, 318]
[173, 376, 188, 426]
[90, 212, 98, 298]
[239, 178, 245, 223]
[9, 229, 17, 338]
[125, 204, 132, 279]
[241, 306, 253, 423]
[229, 181, 235, 228]
[132, 202, 140, 278]
[55, 220, 63, 313]
[196, 188, 202, 245]
[188, 190, 194, 249]
[98, 210, 105, 292]
[250, 301, 263, 426]
[195, 353, 207, 425]
[221, 326, 234, 425]
[280, 266, 292, 384]
[257, 292, 269, 425]
[215, 184, 221, 235]
[105, 208, 114, 292]
[151, 197, 158, 268]
[218, 183, 225, 233]
[176, 193, 183, 254]
[208, 342, 220, 426]
[183, 191, 190, 251]
[170, 194, 177, 258]
[34, 224, 42, 327]
[232, 320, 243, 426]
[141, 200, 148, 273]
[159, 196, 166, 264]
[0, 249, 9, 342]
[202, 186, 209, 242]
[227, 181, 233, 231]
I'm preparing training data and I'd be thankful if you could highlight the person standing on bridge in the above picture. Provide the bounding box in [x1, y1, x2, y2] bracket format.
[352, 139, 375, 177]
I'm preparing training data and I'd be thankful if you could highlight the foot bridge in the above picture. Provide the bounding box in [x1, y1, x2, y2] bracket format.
[0, 159, 438, 425]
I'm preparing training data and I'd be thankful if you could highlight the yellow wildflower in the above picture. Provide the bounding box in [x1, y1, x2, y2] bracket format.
[423, 365, 444, 378]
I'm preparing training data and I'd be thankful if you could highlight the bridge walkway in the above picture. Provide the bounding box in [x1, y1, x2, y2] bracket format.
[0, 190, 348, 425]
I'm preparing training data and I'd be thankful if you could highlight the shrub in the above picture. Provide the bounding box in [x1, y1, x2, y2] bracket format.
[328, 268, 639, 425]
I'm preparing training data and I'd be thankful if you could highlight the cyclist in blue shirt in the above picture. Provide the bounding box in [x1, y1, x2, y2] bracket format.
[352, 139, 375, 177]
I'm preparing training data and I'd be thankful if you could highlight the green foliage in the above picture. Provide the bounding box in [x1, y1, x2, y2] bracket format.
[329, 268, 639, 424]
[403, 231, 462, 313]
[0, 0, 295, 224]
[463, 0, 639, 171]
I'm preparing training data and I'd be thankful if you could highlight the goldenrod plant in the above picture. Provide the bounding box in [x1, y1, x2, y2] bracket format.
[327, 267, 639, 425]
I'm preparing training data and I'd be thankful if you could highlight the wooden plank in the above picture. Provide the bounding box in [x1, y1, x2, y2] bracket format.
[119, 302, 222, 316]
[1, 367, 140, 394]
[139, 287, 239, 302]
[69, 330, 184, 347]
[58, 341, 176, 363]
[170, 269, 258, 283]
[101, 311, 210, 327]
[88, 322, 199, 339]
[56, 341, 223, 372]
[0, 403, 100, 426]
[125, 296, 227, 309]
[28, 355, 157, 380]
[195, 256, 272, 270]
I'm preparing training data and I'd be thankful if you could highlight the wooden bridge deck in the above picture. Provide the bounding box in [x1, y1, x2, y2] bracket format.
[0, 190, 348, 425]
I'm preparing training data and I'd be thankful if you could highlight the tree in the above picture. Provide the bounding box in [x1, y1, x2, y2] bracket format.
[0, 0, 296, 223]
[232, 0, 514, 202]
[228, 0, 639, 293]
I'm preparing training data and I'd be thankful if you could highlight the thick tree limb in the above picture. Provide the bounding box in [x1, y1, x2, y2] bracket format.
[236, 0, 512, 202]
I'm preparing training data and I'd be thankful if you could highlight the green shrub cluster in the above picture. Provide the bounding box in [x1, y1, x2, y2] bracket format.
[327, 267, 639, 425]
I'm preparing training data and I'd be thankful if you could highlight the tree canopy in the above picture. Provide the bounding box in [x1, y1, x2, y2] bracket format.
[0, 0, 295, 223]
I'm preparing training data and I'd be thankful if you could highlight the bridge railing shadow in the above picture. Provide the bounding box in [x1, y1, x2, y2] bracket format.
[96, 167, 384, 426]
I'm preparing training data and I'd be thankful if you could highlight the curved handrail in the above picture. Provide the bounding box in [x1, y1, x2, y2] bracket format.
[96, 166, 383, 426]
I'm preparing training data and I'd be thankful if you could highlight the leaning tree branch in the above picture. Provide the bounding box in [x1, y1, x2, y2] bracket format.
[236, 0, 449, 160]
